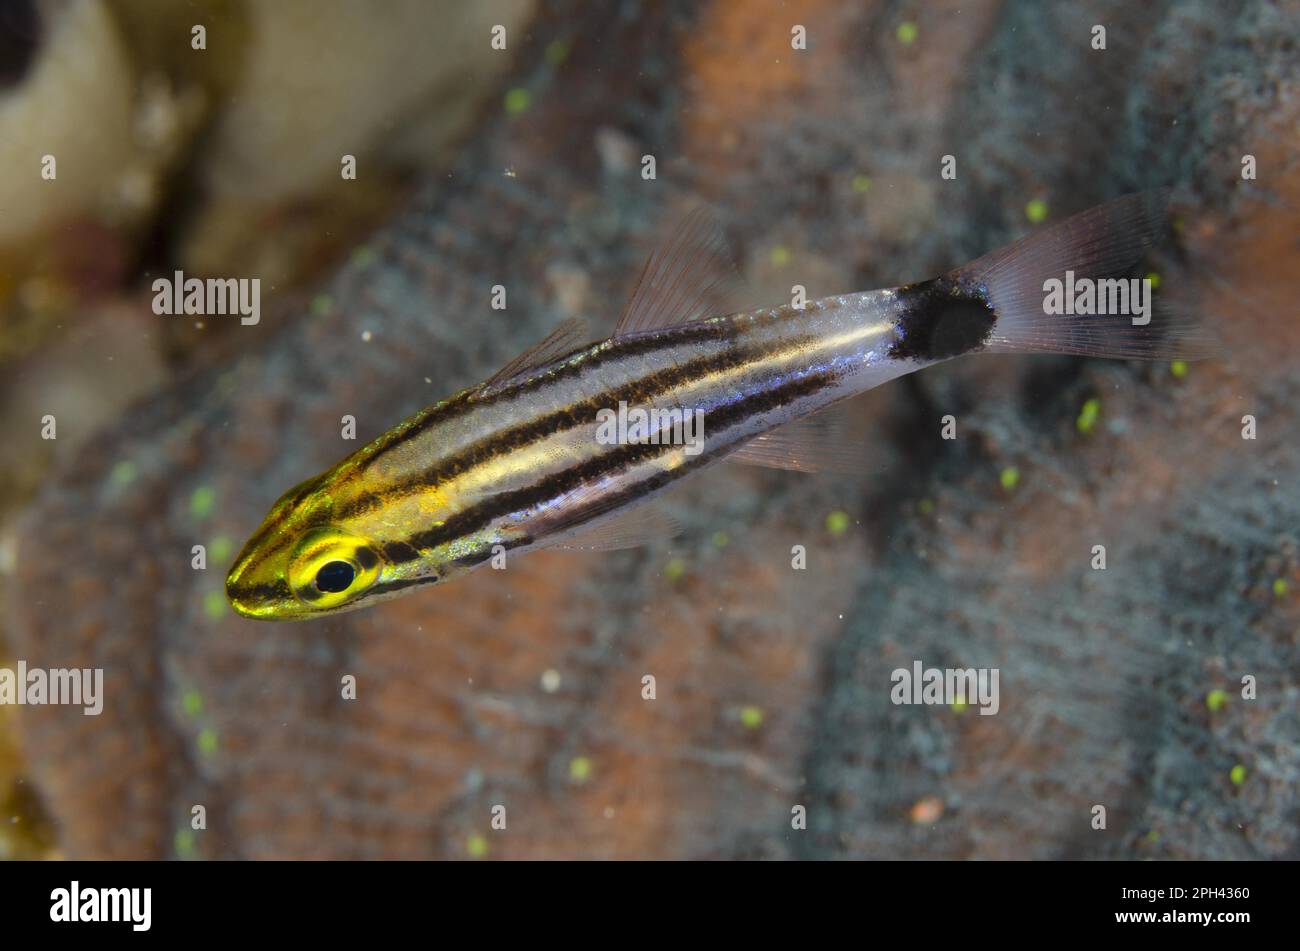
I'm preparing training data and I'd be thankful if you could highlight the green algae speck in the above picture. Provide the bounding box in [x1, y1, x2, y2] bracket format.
[664, 557, 687, 583]
[1205, 689, 1229, 713]
[1229, 764, 1246, 786]
[1076, 397, 1101, 435]
[190, 486, 216, 520]
[198, 729, 219, 756]
[999, 466, 1020, 492]
[209, 536, 233, 565]
[504, 88, 532, 115]
[569, 756, 592, 783]
[174, 828, 196, 858]
[466, 833, 489, 858]
[769, 245, 791, 268]
[203, 590, 227, 619]
[740, 705, 764, 729]
[852, 174, 872, 194]
[1171, 360, 1188, 379]
[311, 294, 334, 317]
[1025, 199, 1048, 223]
[110, 460, 137, 487]
[545, 39, 571, 66]
[712, 530, 730, 549]
[182, 689, 204, 718]
[825, 510, 851, 536]
[1271, 578, 1288, 597]
[896, 22, 918, 45]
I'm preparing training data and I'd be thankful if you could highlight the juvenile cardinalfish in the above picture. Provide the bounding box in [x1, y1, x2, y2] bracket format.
[226, 192, 1205, 620]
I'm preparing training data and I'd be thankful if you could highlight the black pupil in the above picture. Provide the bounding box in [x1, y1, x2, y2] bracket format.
[315, 561, 355, 593]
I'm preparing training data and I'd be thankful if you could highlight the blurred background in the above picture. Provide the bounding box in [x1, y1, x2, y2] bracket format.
[1, 0, 1297, 859]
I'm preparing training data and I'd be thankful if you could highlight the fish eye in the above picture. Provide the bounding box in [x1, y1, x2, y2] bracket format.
[286, 528, 382, 609]
[315, 560, 356, 593]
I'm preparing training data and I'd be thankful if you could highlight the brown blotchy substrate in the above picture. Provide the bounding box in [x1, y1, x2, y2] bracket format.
[7, 0, 1300, 858]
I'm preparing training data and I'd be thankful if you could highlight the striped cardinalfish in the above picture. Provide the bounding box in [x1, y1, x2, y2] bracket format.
[226, 191, 1207, 620]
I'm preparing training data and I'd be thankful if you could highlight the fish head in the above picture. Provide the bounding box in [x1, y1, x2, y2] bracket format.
[225, 470, 414, 621]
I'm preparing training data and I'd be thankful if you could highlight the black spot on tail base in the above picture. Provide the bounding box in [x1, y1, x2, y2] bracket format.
[889, 276, 996, 361]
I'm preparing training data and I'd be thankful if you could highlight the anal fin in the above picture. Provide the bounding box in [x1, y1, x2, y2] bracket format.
[728, 410, 866, 475]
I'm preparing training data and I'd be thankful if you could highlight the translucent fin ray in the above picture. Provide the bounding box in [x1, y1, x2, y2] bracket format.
[479, 317, 588, 397]
[614, 206, 747, 337]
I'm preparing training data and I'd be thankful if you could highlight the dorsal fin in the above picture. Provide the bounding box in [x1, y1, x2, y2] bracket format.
[478, 317, 588, 397]
[614, 206, 747, 337]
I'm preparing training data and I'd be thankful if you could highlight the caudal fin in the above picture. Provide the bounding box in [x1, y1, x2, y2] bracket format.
[954, 190, 1217, 360]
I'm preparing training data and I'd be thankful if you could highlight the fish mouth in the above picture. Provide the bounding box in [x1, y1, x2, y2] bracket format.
[224, 553, 289, 620]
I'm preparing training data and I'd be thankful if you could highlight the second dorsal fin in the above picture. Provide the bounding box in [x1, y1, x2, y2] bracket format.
[614, 206, 747, 337]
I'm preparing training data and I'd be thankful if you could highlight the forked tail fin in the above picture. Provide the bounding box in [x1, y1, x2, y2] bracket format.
[952, 190, 1217, 360]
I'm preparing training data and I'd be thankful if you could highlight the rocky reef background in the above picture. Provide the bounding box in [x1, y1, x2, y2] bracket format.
[1, 0, 1297, 859]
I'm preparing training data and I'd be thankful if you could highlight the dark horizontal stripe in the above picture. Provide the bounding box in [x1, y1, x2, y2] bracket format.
[232, 579, 292, 602]
[359, 318, 744, 471]
[337, 325, 817, 523]
[397, 368, 837, 559]
[366, 574, 443, 598]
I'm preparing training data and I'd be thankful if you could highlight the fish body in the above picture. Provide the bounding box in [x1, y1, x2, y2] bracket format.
[227, 192, 1201, 620]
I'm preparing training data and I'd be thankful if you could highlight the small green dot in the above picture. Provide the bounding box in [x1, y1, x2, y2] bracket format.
[917, 498, 935, 515]
[174, 828, 196, 857]
[1229, 764, 1246, 786]
[896, 21, 918, 44]
[664, 558, 687, 583]
[110, 460, 137, 486]
[504, 87, 532, 115]
[1205, 689, 1229, 713]
[311, 294, 334, 316]
[1170, 360, 1189, 379]
[1272, 578, 1288, 597]
[825, 510, 851, 537]
[739, 705, 764, 729]
[851, 174, 872, 194]
[203, 590, 227, 620]
[350, 247, 376, 269]
[769, 245, 791, 268]
[545, 39, 571, 66]
[190, 486, 216, 520]
[182, 689, 204, 718]
[1145, 270, 1161, 291]
[569, 756, 592, 783]
[1025, 199, 1048, 224]
[197, 729, 219, 756]
[1144, 829, 1161, 844]
[712, 530, 730, 548]
[950, 699, 968, 714]
[208, 536, 233, 565]
[999, 466, 1020, 492]
[1076, 397, 1101, 435]
[466, 833, 489, 858]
